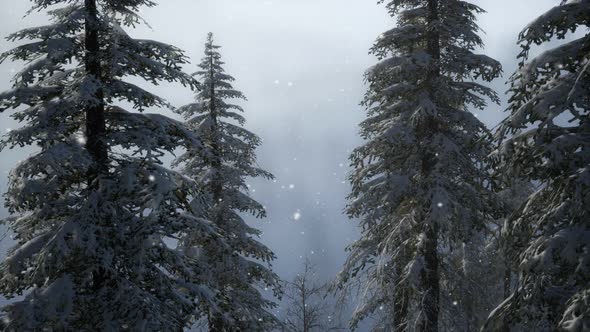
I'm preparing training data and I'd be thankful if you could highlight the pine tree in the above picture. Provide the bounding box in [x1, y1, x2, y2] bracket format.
[0, 1, 214, 330]
[439, 234, 499, 331]
[334, 1, 502, 331]
[174, 33, 281, 331]
[440, 180, 532, 332]
[484, 1, 590, 331]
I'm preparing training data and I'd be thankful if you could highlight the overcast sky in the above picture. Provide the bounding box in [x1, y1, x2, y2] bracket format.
[0, 0, 561, 326]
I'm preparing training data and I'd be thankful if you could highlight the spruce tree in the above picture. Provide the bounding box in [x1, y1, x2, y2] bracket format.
[334, 1, 502, 330]
[440, 180, 532, 332]
[0, 1, 214, 330]
[174, 33, 281, 331]
[485, 1, 590, 331]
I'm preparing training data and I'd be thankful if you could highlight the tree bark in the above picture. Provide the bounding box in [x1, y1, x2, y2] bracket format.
[502, 250, 512, 332]
[84, 0, 109, 294]
[206, 39, 227, 332]
[503, 252, 511, 301]
[209, 49, 223, 205]
[84, 0, 107, 173]
[418, 225, 440, 332]
[418, 1, 441, 332]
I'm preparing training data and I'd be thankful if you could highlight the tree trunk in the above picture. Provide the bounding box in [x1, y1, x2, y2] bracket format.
[209, 52, 223, 205]
[302, 275, 308, 332]
[501, 251, 512, 332]
[206, 42, 227, 332]
[84, 0, 109, 294]
[503, 252, 511, 301]
[84, 0, 107, 173]
[418, 225, 439, 332]
[418, 1, 441, 332]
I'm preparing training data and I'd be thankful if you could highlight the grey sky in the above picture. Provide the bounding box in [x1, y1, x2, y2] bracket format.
[0, 0, 560, 326]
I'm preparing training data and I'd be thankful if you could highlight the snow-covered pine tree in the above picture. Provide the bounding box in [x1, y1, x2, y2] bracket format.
[174, 33, 281, 331]
[334, 0, 502, 331]
[0, 1, 218, 330]
[484, 1, 590, 331]
[440, 180, 533, 332]
[440, 233, 501, 331]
